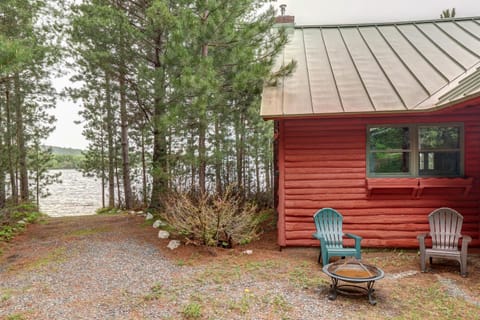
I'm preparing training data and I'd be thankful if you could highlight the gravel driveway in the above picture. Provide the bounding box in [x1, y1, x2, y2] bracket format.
[0, 215, 347, 320]
[1, 214, 479, 320]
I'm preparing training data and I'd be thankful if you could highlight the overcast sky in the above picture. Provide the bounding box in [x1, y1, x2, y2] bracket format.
[273, 0, 480, 25]
[46, 0, 480, 150]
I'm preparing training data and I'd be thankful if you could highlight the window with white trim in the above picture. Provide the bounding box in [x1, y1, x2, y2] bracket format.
[367, 124, 463, 177]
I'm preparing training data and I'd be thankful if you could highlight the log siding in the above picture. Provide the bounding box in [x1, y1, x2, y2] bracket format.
[277, 104, 480, 248]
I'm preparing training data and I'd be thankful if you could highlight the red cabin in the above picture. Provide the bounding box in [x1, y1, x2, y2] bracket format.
[261, 17, 480, 248]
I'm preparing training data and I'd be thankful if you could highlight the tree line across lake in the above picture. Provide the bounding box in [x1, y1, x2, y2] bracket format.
[0, 1, 294, 212]
[48, 146, 84, 170]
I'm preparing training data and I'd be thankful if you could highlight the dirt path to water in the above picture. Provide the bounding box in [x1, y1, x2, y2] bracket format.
[1, 214, 479, 319]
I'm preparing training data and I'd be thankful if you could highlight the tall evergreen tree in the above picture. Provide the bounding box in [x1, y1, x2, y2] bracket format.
[67, 0, 292, 210]
[0, 0, 60, 206]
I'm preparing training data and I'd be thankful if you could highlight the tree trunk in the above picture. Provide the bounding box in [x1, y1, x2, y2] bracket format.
[35, 146, 40, 207]
[235, 111, 245, 194]
[101, 130, 106, 208]
[265, 140, 271, 194]
[214, 116, 222, 195]
[255, 145, 260, 196]
[149, 28, 169, 210]
[119, 68, 133, 209]
[5, 85, 17, 203]
[198, 35, 209, 195]
[141, 124, 148, 206]
[0, 105, 6, 209]
[14, 73, 28, 202]
[105, 74, 115, 208]
[198, 111, 207, 195]
[189, 130, 196, 194]
[150, 122, 168, 209]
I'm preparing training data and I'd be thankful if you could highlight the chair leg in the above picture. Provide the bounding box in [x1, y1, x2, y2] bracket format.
[318, 250, 322, 264]
[322, 251, 329, 267]
[460, 256, 468, 277]
[420, 251, 426, 272]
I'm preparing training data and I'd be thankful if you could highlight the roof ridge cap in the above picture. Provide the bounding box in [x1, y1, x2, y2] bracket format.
[296, 16, 480, 29]
[413, 62, 480, 110]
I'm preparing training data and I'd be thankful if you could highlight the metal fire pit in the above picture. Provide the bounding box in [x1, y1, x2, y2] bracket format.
[322, 260, 384, 305]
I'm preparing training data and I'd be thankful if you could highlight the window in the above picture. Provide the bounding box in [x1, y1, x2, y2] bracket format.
[367, 124, 463, 177]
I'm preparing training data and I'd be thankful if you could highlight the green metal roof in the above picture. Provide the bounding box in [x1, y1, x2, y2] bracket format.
[261, 17, 480, 118]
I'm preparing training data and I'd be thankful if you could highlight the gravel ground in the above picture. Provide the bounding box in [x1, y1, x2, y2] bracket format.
[1, 214, 479, 320]
[0, 215, 347, 320]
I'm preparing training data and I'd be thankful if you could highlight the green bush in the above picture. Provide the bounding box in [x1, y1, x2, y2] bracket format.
[163, 188, 264, 247]
[0, 202, 43, 242]
[96, 207, 122, 215]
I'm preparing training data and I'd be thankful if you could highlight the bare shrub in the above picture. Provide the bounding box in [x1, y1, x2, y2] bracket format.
[163, 189, 263, 247]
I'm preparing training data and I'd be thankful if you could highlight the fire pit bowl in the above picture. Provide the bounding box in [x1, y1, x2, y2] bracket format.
[322, 260, 384, 305]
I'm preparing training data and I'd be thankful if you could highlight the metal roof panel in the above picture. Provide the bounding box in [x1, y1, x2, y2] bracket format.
[282, 30, 313, 115]
[378, 25, 447, 95]
[392, 24, 463, 80]
[360, 26, 428, 107]
[303, 29, 344, 114]
[261, 17, 480, 118]
[341, 27, 404, 111]
[417, 22, 477, 69]
[455, 20, 480, 39]
[436, 22, 480, 59]
[322, 28, 373, 112]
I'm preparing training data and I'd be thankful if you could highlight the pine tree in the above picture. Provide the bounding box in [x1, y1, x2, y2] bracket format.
[0, 0, 61, 206]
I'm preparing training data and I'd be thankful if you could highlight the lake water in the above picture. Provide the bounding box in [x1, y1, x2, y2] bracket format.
[39, 169, 103, 217]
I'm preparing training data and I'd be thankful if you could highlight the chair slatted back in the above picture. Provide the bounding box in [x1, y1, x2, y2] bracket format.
[313, 208, 344, 248]
[429, 207, 463, 251]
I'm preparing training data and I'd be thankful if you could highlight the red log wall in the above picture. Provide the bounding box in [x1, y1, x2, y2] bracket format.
[277, 104, 480, 248]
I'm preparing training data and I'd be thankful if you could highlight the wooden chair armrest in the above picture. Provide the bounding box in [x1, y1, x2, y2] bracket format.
[460, 235, 472, 255]
[344, 233, 362, 241]
[345, 233, 362, 248]
[417, 232, 430, 241]
[417, 233, 429, 251]
[312, 233, 324, 241]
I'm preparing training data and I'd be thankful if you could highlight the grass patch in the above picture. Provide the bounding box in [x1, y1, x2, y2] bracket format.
[363, 248, 418, 269]
[343, 280, 480, 320]
[24, 247, 67, 270]
[288, 261, 329, 289]
[5, 314, 26, 320]
[144, 283, 164, 301]
[96, 207, 122, 215]
[66, 227, 110, 237]
[227, 289, 258, 315]
[182, 301, 202, 319]
[1, 290, 12, 302]
[194, 262, 243, 285]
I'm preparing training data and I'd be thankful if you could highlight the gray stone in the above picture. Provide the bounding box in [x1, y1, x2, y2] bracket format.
[152, 220, 166, 228]
[145, 212, 154, 220]
[17, 220, 26, 225]
[167, 240, 181, 250]
[158, 230, 170, 239]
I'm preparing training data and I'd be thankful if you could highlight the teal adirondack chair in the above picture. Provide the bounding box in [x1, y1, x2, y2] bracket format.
[312, 208, 362, 265]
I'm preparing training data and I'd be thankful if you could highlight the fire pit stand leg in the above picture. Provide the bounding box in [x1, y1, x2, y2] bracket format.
[327, 278, 378, 305]
[328, 277, 338, 301]
[366, 281, 377, 305]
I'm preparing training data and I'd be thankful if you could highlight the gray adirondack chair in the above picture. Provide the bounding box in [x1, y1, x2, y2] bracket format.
[417, 207, 472, 277]
[312, 208, 362, 266]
